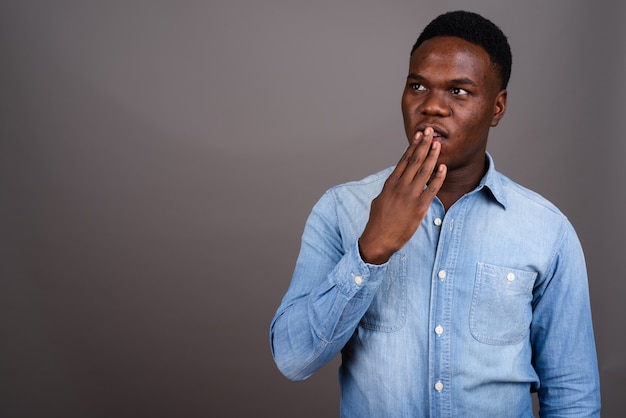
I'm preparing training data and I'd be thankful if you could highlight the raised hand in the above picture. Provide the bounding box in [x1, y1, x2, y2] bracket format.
[358, 127, 447, 264]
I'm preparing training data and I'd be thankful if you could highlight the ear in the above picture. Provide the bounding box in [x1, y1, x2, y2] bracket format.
[490, 89, 507, 127]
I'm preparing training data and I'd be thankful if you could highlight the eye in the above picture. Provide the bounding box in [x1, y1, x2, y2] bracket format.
[410, 83, 426, 91]
[451, 87, 469, 95]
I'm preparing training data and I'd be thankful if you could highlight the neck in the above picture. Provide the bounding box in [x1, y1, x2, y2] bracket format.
[437, 156, 488, 211]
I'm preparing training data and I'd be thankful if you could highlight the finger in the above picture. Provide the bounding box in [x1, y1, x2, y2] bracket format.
[388, 130, 425, 182]
[406, 127, 439, 184]
[422, 162, 447, 197]
[399, 128, 435, 183]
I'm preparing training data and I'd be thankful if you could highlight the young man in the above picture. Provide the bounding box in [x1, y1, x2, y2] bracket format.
[270, 10, 600, 417]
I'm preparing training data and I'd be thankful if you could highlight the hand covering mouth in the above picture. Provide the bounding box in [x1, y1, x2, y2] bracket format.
[418, 125, 448, 140]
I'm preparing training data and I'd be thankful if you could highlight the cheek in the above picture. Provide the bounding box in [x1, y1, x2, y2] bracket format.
[402, 96, 420, 117]
[460, 108, 493, 136]
[401, 99, 413, 125]
[401, 95, 409, 115]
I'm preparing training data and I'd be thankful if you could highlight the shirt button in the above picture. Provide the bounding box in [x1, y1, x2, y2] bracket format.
[434, 381, 444, 392]
[434, 218, 443, 226]
[354, 275, 363, 285]
[434, 325, 444, 335]
[438, 270, 446, 280]
[506, 272, 515, 282]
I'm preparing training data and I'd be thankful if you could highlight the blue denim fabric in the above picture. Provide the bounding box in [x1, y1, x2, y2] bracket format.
[270, 154, 600, 417]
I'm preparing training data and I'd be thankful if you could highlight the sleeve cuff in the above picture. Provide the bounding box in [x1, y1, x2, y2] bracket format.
[332, 241, 390, 298]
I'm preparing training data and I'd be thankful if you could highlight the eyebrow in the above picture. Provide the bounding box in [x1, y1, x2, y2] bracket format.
[407, 73, 477, 87]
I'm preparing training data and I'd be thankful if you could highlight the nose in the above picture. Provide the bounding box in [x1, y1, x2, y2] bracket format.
[418, 91, 450, 117]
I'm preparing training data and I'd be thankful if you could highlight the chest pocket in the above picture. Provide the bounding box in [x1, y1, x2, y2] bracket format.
[360, 253, 407, 332]
[470, 262, 537, 345]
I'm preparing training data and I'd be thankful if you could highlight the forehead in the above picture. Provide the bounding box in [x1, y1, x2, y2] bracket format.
[409, 36, 498, 86]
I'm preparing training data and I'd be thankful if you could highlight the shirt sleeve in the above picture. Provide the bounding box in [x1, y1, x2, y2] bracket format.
[531, 220, 601, 417]
[269, 189, 389, 381]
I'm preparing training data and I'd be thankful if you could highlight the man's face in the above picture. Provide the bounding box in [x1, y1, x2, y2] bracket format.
[401, 36, 507, 172]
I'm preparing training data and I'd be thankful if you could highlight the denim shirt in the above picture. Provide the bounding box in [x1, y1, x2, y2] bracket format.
[270, 154, 600, 417]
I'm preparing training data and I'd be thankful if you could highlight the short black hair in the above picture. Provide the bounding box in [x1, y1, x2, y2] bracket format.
[410, 10, 512, 90]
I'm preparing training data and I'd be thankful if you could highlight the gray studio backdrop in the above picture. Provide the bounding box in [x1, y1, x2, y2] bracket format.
[2, 1, 624, 417]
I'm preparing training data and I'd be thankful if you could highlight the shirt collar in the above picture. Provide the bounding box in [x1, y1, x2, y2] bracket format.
[476, 152, 507, 209]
